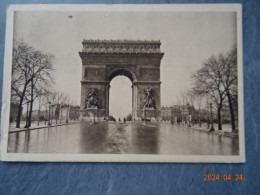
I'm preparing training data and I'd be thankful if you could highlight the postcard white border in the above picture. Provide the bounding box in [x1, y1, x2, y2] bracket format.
[0, 4, 245, 163]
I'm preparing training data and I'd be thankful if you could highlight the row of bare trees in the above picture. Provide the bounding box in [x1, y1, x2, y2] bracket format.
[175, 47, 238, 131]
[191, 47, 238, 131]
[39, 90, 76, 125]
[177, 90, 202, 125]
[11, 40, 55, 128]
[11, 40, 78, 128]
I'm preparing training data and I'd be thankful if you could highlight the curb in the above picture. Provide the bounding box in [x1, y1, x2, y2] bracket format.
[188, 126, 238, 138]
[9, 122, 80, 133]
[160, 123, 239, 138]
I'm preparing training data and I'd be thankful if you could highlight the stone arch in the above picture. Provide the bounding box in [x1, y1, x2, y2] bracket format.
[79, 39, 164, 120]
[107, 67, 137, 83]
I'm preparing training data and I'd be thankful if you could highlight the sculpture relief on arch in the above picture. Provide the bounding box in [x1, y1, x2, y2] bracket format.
[141, 87, 155, 109]
[85, 88, 99, 109]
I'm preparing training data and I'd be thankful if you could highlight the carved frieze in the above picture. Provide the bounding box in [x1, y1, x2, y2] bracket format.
[84, 68, 105, 80]
[139, 68, 159, 80]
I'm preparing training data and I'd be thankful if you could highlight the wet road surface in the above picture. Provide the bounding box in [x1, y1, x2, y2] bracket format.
[7, 122, 239, 155]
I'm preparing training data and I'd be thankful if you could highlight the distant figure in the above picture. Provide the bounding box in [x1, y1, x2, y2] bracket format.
[118, 118, 121, 122]
[177, 118, 181, 125]
[123, 117, 126, 123]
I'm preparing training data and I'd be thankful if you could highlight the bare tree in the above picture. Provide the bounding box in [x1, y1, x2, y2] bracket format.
[192, 55, 226, 130]
[50, 91, 63, 124]
[192, 47, 238, 131]
[25, 49, 54, 128]
[42, 90, 52, 125]
[186, 90, 196, 126]
[59, 93, 67, 124]
[36, 88, 50, 126]
[63, 95, 71, 123]
[179, 90, 188, 125]
[11, 40, 55, 128]
[195, 94, 203, 127]
[12, 41, 34, 128]
[48, 91, 57, 125]
[218, 47, 238, 131]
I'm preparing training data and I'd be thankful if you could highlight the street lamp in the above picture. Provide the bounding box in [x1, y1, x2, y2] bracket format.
[209, 103, 215, 131]
[144, 108, 147, 125]
[48, 101, 51, 125]
[45, 109, 48, 125]
[207, 103, 210, 129]
[187, 103, 191, 127]
[66, 104, 69, 123]
[171, 107, 174, 125]
[24, 100, 30, 128]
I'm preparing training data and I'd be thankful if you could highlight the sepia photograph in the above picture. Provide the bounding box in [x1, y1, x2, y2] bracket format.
[0, 4, 245, 162]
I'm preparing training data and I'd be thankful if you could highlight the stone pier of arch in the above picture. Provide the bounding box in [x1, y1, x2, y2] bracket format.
[79, 39, 164, 121]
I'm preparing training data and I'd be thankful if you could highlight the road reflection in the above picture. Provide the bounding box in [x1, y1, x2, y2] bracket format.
[7, 121, 239, 155]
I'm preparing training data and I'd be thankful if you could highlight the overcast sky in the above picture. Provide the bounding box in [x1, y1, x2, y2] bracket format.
[13, 10, 236, 118]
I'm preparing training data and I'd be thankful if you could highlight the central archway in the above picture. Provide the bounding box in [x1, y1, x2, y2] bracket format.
[108, 68, 135, 120]
[109, 75, 132, 120]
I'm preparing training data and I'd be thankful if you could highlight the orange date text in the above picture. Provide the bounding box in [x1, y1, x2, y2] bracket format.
[204, 174, 243, 181]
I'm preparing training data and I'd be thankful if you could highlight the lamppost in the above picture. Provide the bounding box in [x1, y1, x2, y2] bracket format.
[144, 108, 147, 125]
[187, 103, 191, 127]
[209, 103, 215, 131]
[207, 104, 210, 129]
[48, 101, 51, 125]
[45, 109, 48, 125]
[24, 100, 30, 128]
[66, 104, 69, 123]
[171, 107, 174, 125]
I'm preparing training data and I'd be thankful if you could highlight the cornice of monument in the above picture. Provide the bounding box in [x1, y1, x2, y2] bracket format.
[80, 80, 110, 84]
[133, 81, 162, 85]
[79, 39, 164, 57]
[79, 52, 164, 58]
[82, 39, 161, 44]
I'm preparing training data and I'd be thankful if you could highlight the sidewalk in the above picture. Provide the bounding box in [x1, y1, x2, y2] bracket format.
[158, 122, 239, 138]
[185, 125, 238, 138]
[9, 121, 81, 133]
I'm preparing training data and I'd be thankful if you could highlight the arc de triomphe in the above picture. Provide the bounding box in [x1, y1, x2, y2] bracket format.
[79, 40, 164, 120]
